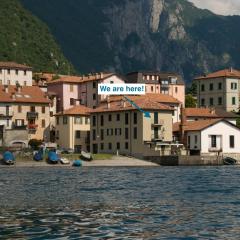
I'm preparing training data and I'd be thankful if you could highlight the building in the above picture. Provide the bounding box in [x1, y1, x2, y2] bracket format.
[47, 73, 126, 111]
[90, 96, 175, 158]
[126, 71, 185, 105]
[0, 85, 50, 147]
[0, 62, 33, 86]
[173, 119, 240, 156]
[185, 108, 237, 125]
[194, 68, 240, 112]
[55, 105, 91, 152]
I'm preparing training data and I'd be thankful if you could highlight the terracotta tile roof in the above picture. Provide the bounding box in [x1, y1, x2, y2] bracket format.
[195, 68, 240, 80]
[55, 105, 92, 116]
[0, 62, 32, 70]
[185, 108, 238, 118]
[91, 96, 174, 113]
[173, 119, 223, 132]
[0, 85, 50, 104]
[47, 73, 114, 85]
[101, 93, 180, 104]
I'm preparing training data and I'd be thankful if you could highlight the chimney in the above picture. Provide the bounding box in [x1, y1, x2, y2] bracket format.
[179, 105, 187, 144]
[230, 67, 233, 73]
[11, 93, 16, 100]
[107, 95, 111, 109]
[100, 72, 104, 79]
[121, 98, 126, 108]
[209, 107, 215, 115]
[17, 85, 22, 93]
[4, 85, 8, 93]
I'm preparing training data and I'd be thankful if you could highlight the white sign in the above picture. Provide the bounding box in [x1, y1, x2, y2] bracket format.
[98, 84, 146, 95]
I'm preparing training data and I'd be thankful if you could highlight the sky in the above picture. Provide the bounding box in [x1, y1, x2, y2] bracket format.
[189, 0, 240, 15]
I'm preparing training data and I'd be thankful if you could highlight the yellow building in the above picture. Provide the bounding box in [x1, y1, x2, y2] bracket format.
[55, 105, 91, 152]
[90, 95, 174, 158]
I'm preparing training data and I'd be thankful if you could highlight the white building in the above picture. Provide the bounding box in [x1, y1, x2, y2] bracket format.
[173, 119, 240, 155]
[0, 62, 32, 86]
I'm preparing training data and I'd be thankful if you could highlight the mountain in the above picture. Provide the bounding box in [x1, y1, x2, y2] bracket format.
[20, 0, 240, 83]
[0, 0, 74, 74]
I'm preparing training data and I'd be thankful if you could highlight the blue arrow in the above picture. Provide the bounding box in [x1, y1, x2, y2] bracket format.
[123, 96, 151, 119]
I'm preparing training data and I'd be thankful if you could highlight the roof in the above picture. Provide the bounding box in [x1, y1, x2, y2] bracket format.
[47, 73, 114, 85]
[185, 108, 238, 118]
[0, 62, 32, 70]
[195, 68, 240, 80]
[101, 93, 181, 104]
[0, 85, 50, 104]
[55, 105, 92, 116]
[91, 95, 174, 113]
[173, 119, 224, 132]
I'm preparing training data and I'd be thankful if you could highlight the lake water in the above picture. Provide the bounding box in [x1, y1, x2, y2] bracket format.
[1, 166, 240, 239]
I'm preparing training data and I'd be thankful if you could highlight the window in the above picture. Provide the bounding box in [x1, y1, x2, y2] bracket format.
[7, 69, 10, 74]
[231, 83, 237, 90]
[92, 115, 96, 126]
[125, 113, 129, 125]
[15, 70, 18, 75]
[116, 114, 120, 121]
[194, 135, 197, 144]
[93, 82, 96, 88]
[117, 142, 120, 150]
[115, 128, 122, 136]
[75, 117, 83, 124]
[93, 129, 96, 140]
[134, 112, 137, 124]
[70, 98, 75, 106]
[18, 105, 22, 113]
[16, 119, 24, 126]
[42, 119, 46, 128]
[209, 98, 214, 106]
[24, 70, 27, 76]
[134, 127, 138, 139]
[101, 115, 104, 126]
[100, 143, 104, 150]
[230, 135, 235, 148]
[63, 116, 68, 124]
[154, 112, 158, 124]
[24, 81, 27, 86]
[201, 84, 205, 92]
[101, 129, 104, 140]
[30, 106, 35, 112]
[188, 135, 190, 148]
[209, 83, 214, 91]
[232, 97, 236, 105]
[50, 111, 53, 117]
[218, 97, 222, 105]
[151, 86, 154, 92]
[175, 87, 178, 93]
[75, 131, 81, 139]
[42, 106, 45, 114]
[108, 143, 112, 150]
[125, 128, 129, 139]
[85, 117, 90, 125]
[218, 82, 222, 90]
[56, 117, 59, 125]
[201, 98, 205, 106]
[93, 94, 96, 100]
[70, 85, 74, 92]
[108, 114, 112, 122]
[211, 135, 217, 148]
[125, 142, 129, 150]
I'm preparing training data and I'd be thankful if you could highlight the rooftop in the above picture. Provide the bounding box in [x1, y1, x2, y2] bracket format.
[55, 105, 92, 116]
[185, 108, 238, 118]
[0, 85, 50, 104]
[195, 68, 240, 80]
[0, 62, 32, 70]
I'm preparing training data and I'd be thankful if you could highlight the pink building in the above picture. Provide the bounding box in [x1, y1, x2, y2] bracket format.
[47, 73, 125, 111]
[126, 71, 185, 106]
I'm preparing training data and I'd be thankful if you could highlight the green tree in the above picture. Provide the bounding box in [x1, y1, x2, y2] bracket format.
[185, 94, 197, 108]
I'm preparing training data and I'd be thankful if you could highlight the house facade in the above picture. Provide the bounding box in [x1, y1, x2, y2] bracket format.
[0, 62, 32, 86]
[126, 71, 185, 105]
[90, 96, 174, 158]
[55, 105, 91, 152]
[194, 68, 240, 112]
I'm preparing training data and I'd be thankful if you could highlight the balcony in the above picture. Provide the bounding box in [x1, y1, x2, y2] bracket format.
[85, 137, 90, 144]
[151, 134, 164, 141]
[27, 112, 39, 119]
[28, 124, 38, 130]
[12, 124, 27, 130]
[0, 111, 13, 118]
[152, 120, 164, 126]
[208, 147, 222, 153]
[160, 84, 170, 90]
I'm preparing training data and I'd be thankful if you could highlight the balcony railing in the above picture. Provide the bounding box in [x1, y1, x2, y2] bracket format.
[208, 147, 222, 152]
[0, 111, 13, 118]
[152, 120, 164, 126]
[28, 124, 38, 130]
[151, 134, 164, 141]
[12, 124, 27, 130]
[27, 112, 39, 119]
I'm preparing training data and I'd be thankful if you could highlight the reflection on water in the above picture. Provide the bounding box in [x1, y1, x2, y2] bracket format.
[1, 166, 240, 239]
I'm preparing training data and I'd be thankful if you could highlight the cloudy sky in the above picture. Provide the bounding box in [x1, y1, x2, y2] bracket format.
[189, 0, 240, 15]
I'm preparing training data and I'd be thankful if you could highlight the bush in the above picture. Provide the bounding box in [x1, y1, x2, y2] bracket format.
[28, 139, 43, 150]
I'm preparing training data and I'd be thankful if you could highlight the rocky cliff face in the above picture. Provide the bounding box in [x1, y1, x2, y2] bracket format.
[21, 0, 240, 83]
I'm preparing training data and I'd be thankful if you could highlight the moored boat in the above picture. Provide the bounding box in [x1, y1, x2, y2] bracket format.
[223, 157, 237, 165]
[80, 151, 93, 161]
[72, 160, 82, 167]
[60, 157, 70, 165]
[48, 151, 59, 164]
[33, 149, 43, 161]
[3, 151, 15, 165]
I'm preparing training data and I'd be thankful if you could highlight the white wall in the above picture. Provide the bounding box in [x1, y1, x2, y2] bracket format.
[201, 121, 240, 153]
[187, 132, 201, 150]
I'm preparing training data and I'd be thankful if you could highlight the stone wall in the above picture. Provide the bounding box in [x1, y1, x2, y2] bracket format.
[4, 129, 28, 147]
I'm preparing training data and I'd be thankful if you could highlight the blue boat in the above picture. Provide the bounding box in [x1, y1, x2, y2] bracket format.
[48, 151, 59, 164]
[3, 151, 15, 165]
[72, 160, 82, 167]
[33, 149, 43, 161]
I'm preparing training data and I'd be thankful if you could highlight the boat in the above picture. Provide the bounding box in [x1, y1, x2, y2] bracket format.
[80, 151, 93, 161]
[3, 151, 15, 165]
[72, 160, 82, 167]
[33, 149, 43, 161]
[223, 157, 237, 165]
[48, 151, 59, 164]
[60, 157, 70, 165]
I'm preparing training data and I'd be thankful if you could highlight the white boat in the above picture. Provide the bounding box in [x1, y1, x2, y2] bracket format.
[81, 151, 93, 161]
[60, 157, 70, 165]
